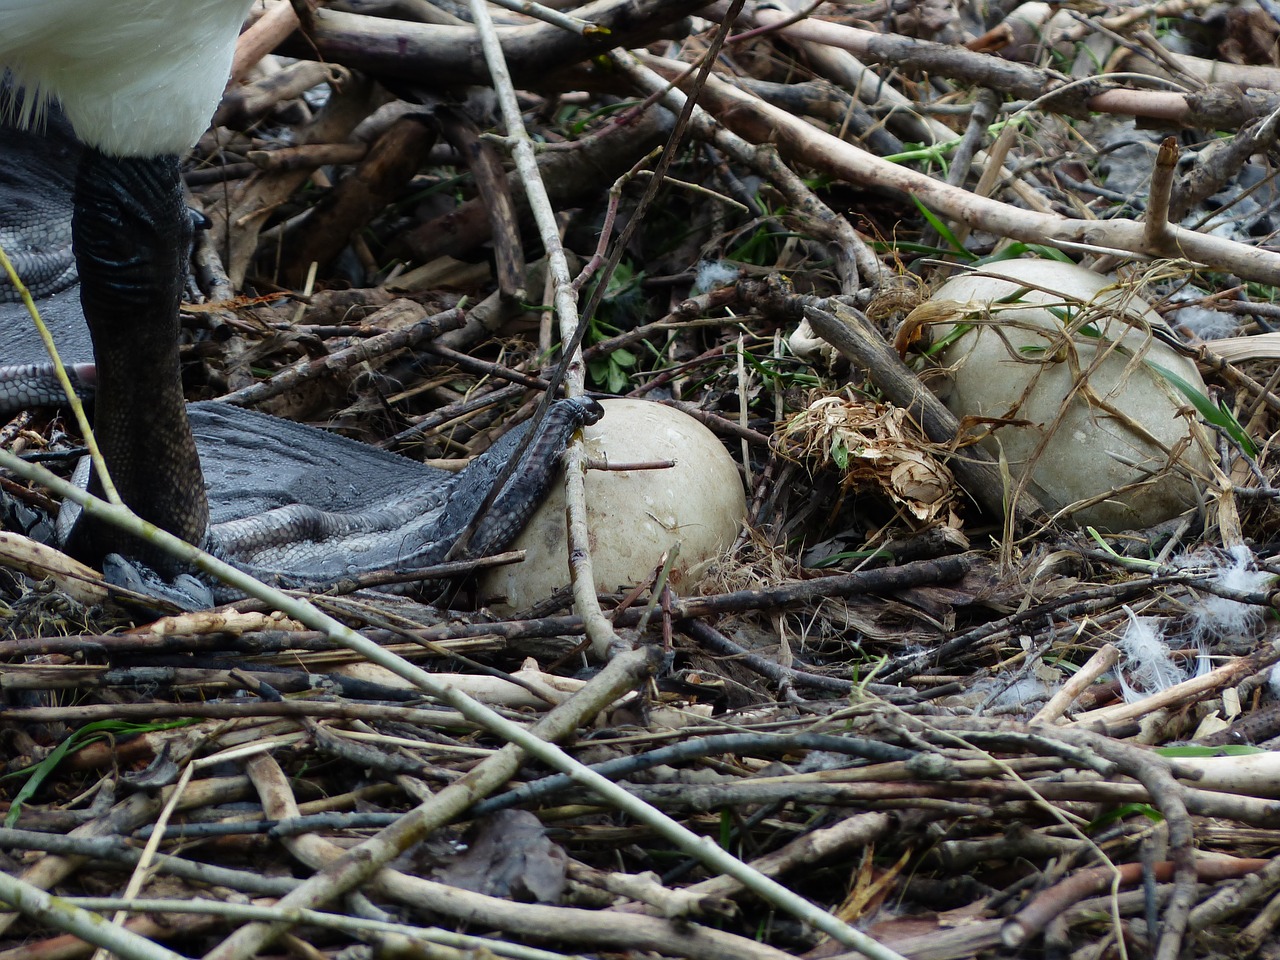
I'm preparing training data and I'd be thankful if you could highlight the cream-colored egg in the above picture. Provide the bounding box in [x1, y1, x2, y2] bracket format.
[479, 399, 745, 612]
[928, 259, 1210, 531]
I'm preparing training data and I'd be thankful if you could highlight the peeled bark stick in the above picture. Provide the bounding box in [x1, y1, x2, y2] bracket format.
[720, 1, 1067, 103]
[802, 300, 1046, 526]
[738, 0, 1055, 215]
[643, 54, 1280, 284]
[1069, 639, 1280, 728]
[716, 0, 1268, 128]
[231, 0, 300, 84]
[1031, 643, 1119, 725]
[215, 60, 347, 129]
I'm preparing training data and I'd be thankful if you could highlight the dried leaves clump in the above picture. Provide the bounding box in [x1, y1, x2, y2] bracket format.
[782, 394, 960, 524]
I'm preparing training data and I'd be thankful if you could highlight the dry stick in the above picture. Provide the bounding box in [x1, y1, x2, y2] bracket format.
[0, 777, 254, 941]
[685, 619, 857, 694]
[926, 719, 1199, 960]
[202, 644, 657, 960]
[216, 301, 465, 405]
[0, 830, 297, 895]
[1171, 105, 1280, 221]
[1188, 853, 1280, 933]
[681, 812, 895, 902]
[92, 742, 282, 960]
[757, 0, 931, 146]
[610, 55, 876, 299]
[0, 700, 477, 727]
[0, 873, 185, 960]
[1081, 0, 1218, 38]
[0, 554, 958, 667]
[383, 381, 527, 448]
[882, 577, 1159, 683]
[450, 0, 612, 646]
[742, 0, 1055, 216]
[0, 914, 223, 960]
[1173, 339, 1280, 419]
[69, 898, 571, 960]
[436, 106, 527, 301]
[567, 860, 732, 918]
[640, 53, 1280, 284]
[620, 776, 1280, 825]
[710, 0, 1197, 120]
[242, 753, 804, 960]
[277, 0, 710, 87]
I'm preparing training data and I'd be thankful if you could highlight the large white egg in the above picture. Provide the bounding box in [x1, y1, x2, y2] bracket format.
[479, 399, 745, 612]
[926, 259, 1210, 531]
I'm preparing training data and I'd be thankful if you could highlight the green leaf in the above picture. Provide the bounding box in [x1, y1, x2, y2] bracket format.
[974, 245, 1073, 266]
[1088, 803, 1164, 832]
[1085, 526, 1160, 571]
[1148, 362, 1259, 458]
[587, 357, 610, 384]
[1156, 744, 1264, 757]
[831, 437, 850, 470]
[607, 361, 628, 395]
[922, 322, 975, 358]
[911, 197, 977, 261]
[4, 719, 193, 826]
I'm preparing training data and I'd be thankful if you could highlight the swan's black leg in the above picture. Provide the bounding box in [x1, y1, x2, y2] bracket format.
[63, 147, 208, 576]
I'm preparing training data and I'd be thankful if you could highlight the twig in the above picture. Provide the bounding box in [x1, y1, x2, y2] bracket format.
[1143, 136, 1178, 248]
[0, 872, 185, 960]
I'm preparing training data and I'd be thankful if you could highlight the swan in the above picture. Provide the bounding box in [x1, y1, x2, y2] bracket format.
[0, 0, 257, 574]
[0, 1, 603, 600]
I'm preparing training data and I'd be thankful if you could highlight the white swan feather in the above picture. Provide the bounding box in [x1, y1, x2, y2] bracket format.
[0, 0, 255, 156]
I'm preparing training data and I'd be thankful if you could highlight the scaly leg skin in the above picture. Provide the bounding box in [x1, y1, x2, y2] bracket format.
[62, 147, 209, 577]
[206, 396, 606, 598]
[438, 396, 605, 560]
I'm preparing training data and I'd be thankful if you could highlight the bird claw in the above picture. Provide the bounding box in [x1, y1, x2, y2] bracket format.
[101, 553, 214, 612]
